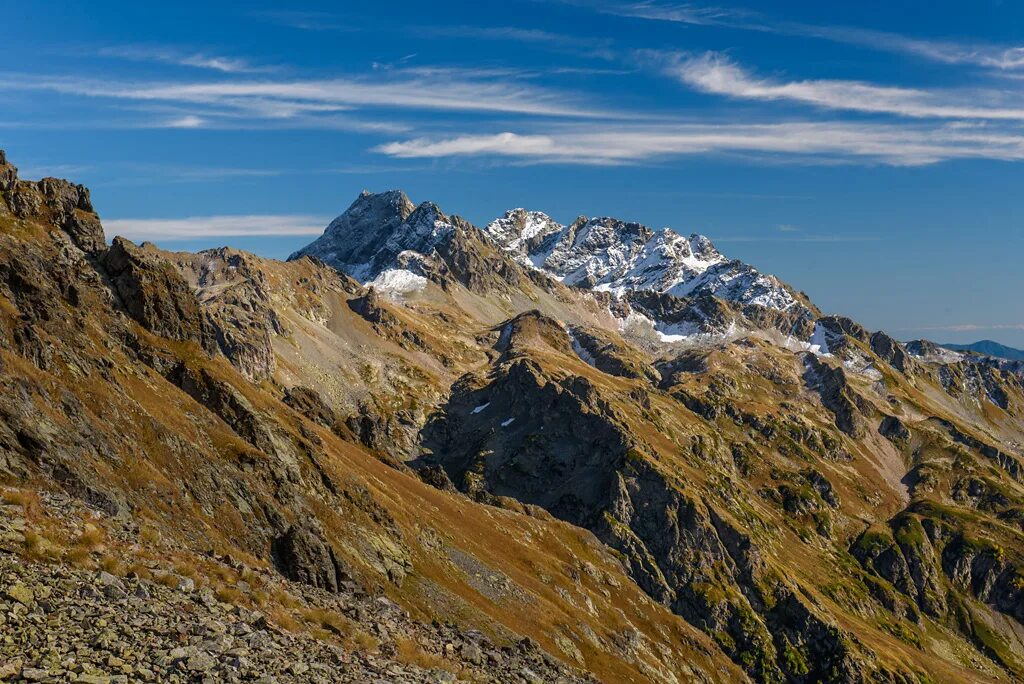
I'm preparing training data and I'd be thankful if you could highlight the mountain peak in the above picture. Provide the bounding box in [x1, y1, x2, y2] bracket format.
[289, 192, 802, 328]
[484, 208, 796, 311]
[288, 189, 415, 276]
[941, 339, 1024, 361]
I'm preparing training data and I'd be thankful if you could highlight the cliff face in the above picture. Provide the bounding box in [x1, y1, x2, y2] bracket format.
[2, 154, 1024, 683]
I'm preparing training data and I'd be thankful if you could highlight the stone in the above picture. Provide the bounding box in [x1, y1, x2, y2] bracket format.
[7, 583, 34, 606]
[270, 523, 347, 593]
[185, 652, 217, 672]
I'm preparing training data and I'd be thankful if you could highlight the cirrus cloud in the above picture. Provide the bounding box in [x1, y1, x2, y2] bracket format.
[103, 214, 330, 241]
[670, 52, 1024, 121]
[373, 121, 1024, 166]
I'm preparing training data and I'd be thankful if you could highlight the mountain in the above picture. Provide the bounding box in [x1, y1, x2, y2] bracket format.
[485, 208, 800, 310]
[4, 157, 1024, 683]
[942, 339, 1024, 361]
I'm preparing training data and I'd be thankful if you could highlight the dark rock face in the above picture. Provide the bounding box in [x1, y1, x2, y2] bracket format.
[288, 190, 415, 272]
[347, 289, 426, 351]
[421, 351, 879, 683]
[879, 415, 911, 445]
[568, 326, 660, 382]
[417, 464, 458, 492]
[168, 363, 278, 457]
[283, 386, 337, 428]
[422, 358, 630, 523]
[869, 331, 913, 373]
[818, 316, 869, 345]
[102, 238, 216, 351]
[432, 218, 528, 293]
[272, 522, 350, 592]
[803, 355, 866, 437]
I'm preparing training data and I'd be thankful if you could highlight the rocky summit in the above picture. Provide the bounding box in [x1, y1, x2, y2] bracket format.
[2, 156, 1024, 684]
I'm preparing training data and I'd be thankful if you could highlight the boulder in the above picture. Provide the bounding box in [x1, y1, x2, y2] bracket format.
[271, 522, 349, 592]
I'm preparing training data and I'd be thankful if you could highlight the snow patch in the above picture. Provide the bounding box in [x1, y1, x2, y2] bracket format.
[369, 268, 427, 294]
[809, 322, 832, 356]
[568, 330, 598, 368]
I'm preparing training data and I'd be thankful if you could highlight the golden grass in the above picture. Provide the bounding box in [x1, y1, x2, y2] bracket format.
[63, 545, 93, 568]
[347, 628, 379, 653]
[272, 587, 300, 609]
[2, 488, 42, 517]
[22, 529, 46, 560]
[172, 561, 199, 582]
[126, 562, 153, 580]
[78, 523, 105, 550]
[156, 573, 181, 589]
[214, 585, 245, 605]
[301, 607, 351, 636]
[394, 637, 458, 673]
[99, 555, 125, 576]
[268, 607, 301, 633]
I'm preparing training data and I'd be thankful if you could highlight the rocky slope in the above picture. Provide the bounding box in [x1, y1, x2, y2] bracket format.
[2, 155, 1024, 683]
[0, 152, 741, 683]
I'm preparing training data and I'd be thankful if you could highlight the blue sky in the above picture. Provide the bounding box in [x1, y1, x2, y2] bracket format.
[2, 1, 1023, 346]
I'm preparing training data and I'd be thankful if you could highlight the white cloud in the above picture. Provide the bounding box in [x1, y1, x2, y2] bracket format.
[104, 215, 329, 241]
[672, 53, 1024, 120]
[592, 1, 1024, 71]
[98, 46, 274, 74]
[0, 69, 618, 123]
[164, 115, 206, 128]
[373, 121, 1024, 166]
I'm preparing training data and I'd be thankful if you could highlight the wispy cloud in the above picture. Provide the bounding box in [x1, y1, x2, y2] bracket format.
[588, 1, 1024, 71]
[422, 25, 581, 46]
[373, 121, 1024, 166]
[0, 68, 619, 126]
[163, 114, 207, 128]
[98, 45, 275, 74]
[104, 214, 328, 241]
[670, 53, 1024, 120]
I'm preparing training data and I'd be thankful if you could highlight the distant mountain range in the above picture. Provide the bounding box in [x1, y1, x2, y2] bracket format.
[5, 152, 1024, 684]
[942, 339, 1024, 360]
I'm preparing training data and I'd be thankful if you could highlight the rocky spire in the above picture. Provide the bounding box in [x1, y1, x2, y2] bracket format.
[0, 149, 19, 196]
[0, 150, 105, 254]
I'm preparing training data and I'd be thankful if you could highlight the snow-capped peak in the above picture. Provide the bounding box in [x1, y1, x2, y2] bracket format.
[484, 210, 797, 311]
[484, 209, 565, 268]
[290, 191, 801, 317]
